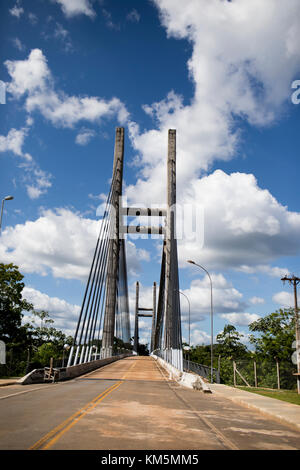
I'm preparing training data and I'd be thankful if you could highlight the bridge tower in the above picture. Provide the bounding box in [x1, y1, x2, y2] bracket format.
[68, 128, 182, 371]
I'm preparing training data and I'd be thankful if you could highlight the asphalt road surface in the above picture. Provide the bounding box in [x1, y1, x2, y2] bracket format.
[0, 356, 299, 450]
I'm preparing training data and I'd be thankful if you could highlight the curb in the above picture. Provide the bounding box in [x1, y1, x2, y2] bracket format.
[0, 380, 18, 387]
[211, 385, 300, 432]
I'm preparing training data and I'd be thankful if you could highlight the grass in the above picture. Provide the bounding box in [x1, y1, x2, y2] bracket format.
[237, 386, 300, 406]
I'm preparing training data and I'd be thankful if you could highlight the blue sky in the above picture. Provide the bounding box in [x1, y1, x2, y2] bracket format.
[1, 0, 300, 349]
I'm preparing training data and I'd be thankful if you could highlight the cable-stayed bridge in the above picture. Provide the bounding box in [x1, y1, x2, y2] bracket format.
[67, 127, 182, 370]
[2, 129, 300, 451]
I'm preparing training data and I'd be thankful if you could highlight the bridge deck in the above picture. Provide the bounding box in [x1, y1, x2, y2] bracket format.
[0, 356, 300, 450]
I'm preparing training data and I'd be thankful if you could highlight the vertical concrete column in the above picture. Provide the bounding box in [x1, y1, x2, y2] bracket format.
[134, 281, 139, 353]
[164, 129, 177, 349]
[163, 130, 182, 369]
[101, 128, 124, 358]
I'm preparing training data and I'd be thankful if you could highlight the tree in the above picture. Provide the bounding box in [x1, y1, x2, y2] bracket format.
[216, 324, 248, 359]
[249, 308, 295, 362]
[0, 263, 33, 343]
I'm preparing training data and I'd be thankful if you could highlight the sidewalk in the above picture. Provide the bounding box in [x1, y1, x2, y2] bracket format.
[0, 378, 18, 387]
[210, 383, 300, 432]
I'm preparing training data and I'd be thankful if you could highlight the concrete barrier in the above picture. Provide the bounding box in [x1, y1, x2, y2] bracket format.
[17, 354, 131, 385]
[152, 353, 211, 393]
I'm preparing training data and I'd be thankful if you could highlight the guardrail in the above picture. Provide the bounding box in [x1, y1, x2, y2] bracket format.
[183, 359, 220, 384]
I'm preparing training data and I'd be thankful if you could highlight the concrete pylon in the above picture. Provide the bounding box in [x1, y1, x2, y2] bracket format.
[163, 129, 182, 369]
[101, 127, 124, 358]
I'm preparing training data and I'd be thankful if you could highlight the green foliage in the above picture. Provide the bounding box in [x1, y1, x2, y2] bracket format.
[184, 313, 297, 390]
[249, 308, 295, 362]
[216, 324, 248, 360]
[0, 263, 33, 343]
[0, 264, 73, 377]
[33, 342, 62, 365]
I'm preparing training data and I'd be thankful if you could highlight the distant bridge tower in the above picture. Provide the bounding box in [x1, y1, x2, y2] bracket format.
[133, 281, 157, 354]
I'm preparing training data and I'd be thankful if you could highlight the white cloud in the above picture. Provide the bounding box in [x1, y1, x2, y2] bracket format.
[124, 0, 300, 274]
[0, 123, 52, 199]
[53, 0, 96, 18]
[75, 128, 96, 145]
[0, 209, 150, 281]
[22, 286, 80, 336]
[272, 291, 294, 308]
[0, 127, 29, 157]
[126, 241, 150, 277]
[220, 312, 261, 327]
[237, 265, 290, 278]
[154, 0, 300, 121]
[26, 167, 52, 200]
[180, 274, 247, 323]
[9, 2, 24, 18]
[190, 329, 211, 346]
[5, 49, 51, 99]
[176, 170, 300, 273]
[249, 297, 265, 305]
[5, 49, 129, 128]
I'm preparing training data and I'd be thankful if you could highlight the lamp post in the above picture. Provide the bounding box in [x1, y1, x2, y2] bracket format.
[0, 196, 14, 234]
[178, 290, 191, 371]
[187, 260, 214, 383]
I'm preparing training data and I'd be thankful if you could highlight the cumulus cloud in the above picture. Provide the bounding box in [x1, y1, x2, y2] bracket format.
[53, 0, 96, 18]
[180, 274, 247, 322]
[272, 291, 294, 308]
[22, 286, 80, 335]
[220, 312, 261, 327]
[5, 49, 129, 128]
[176, 170, 300, 273]
[190, 329, 211, 346]
[0, 209, 150, 281]
[75, 128, 96, 145]
[124, 0, 300, 275]
[249, 297, 265, 305]
[5, 49, 51, 99]
[0, 127, 30, 158]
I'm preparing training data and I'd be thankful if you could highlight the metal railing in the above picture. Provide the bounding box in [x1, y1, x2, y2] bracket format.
[183, 359, 220, 384]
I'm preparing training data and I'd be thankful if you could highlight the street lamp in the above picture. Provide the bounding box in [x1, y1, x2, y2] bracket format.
[187, 260, 214, 383]
[0, 196, 14, 234]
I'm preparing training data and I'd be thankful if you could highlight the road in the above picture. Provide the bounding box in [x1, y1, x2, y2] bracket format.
[0, 356, 299, 450]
